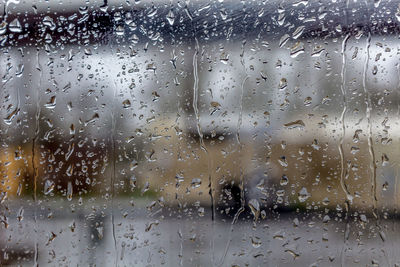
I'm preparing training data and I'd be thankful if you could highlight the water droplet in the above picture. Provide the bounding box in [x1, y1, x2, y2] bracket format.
[278, 156, 288, 167]
[248, 199, 260, 221]
[17, 207, 24, 222]
[152, 91, 160, 102]
[69, 124, 75, 135]
[129, 176, 136, 189]
[42, 16, 56, 30]
[292, 26, 305, 39]
[16, 64, 24, 77]
[251, 236, 262, 248]
[298, 187, 310, 202]
[290, 42, 305, 58]
[122, 99, 131, 109]
[278, 78, 287, 90]
[382, 153, 389, 166]
[191, 178, 202, 188]
[379, 230, 386, 242]
[44, 96, 56, 109]
[44, 180, 54, 195]
[383, 181, 389, 191]
[146, 63, 157, 72]
[279, 34, 290, 48]
[166, 10, 175, 25]
[4, 107, 19, 125]
[280, 174, 289, 186]
[303, 96, 312, 106]
[9, 18, 22, 33]
[322, 215, 330, 223]
[145, 220, 159, 232]
[116, 25, 125, 36]
[311, 139, 320, 150]
[96, 226, 104, 239]
[0, 21, 7, 35]
[66, 164, 74, 177]
[69, 221, 76, 232]
[273, 230, 285, 240]
[284, 120, 305, 129]
[220, 9, 228, 20]
[293, 0, 308, 6]
[396, 4, 400, 22]
[198, 207, 205, 217]
[277, 13, 286, 26]
[67, 181, 73, 201]
[372, 65, 378, 75]
[220, 52, 229, 64]
[285, 248, 300, 258]
[147, 6, 157, 18]
[311, 45, 325, 57]
[84, 113, 99, 126]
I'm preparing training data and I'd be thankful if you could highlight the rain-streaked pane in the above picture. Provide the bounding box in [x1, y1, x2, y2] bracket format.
[0, 0, 399, 266]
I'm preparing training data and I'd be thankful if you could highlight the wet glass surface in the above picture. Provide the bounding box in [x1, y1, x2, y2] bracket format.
[1, 0, 400, 266]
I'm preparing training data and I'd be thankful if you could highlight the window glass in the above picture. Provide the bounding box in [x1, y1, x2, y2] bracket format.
[0, 0, 399, 266]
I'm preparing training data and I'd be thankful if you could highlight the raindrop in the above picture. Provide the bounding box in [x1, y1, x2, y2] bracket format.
[67, 181, 73, 201]
[396, 4, 400, 22]
[198, 207, 205, 217]
[16, 64, 24, 77]
[166, 10, 175, 25]
[248, 199, 260, 221]
[292, 26, 305, 39]
[116, 25, 125, 36]
[147, 6, 158, 17]
[9, 18, 22, 33]
[372, 65, 378, 75]
[44, 96, 56, 109]
[122, 99, 131, 109]
[311, 45, 325, 57]
[251, 236, 262, 248]
[84, 113, 99, 126]
[220, 52, 229, 64]
[152, 91, 160, 102]
[191, 178, 202, 188]
[66, 164, 74, 177]
[4, 107, 19, 125]
[322, 197, 330, 206]
[146, 63, 157, 72]
[42, 16, 56, 30]
[220, 9, 228, 20]
[96, 226, 104, 239]
[0, 22, 7, 35]
[284, 120, 305, 129]
[303, 96, 312, 106]
[278, 13, 286, 25]
[278, 156, 288, 167]
[383, 181, 389, 191]
[382, 153, 389, 166]
[44, 180, 54, 195]
[280, 174, 289, 186]
[279, 34, 290, 48]
[278, 78, 287, 90]
[145, 220, 159, 232]
[290, 42, 305, 58]
[298, 187, 310, 202]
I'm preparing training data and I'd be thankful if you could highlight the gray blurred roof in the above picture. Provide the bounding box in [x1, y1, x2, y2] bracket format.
[1, 0, 397, 47]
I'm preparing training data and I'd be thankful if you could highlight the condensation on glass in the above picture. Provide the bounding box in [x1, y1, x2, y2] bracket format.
[0, 0, 399, 266]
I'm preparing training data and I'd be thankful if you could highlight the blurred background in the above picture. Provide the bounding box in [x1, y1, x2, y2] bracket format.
[1, 0, 400, 266]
